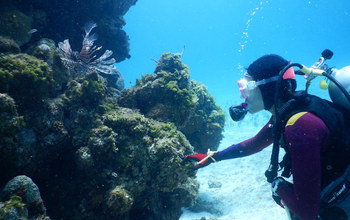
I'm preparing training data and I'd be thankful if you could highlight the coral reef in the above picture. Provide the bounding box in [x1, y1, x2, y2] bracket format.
[72, 107, 198, 219]
[0, 53, 54, 108]
[0, 37, 21, 54]
[3, 0, 137, 62]
[118, 52, 225, 153]
[0, 2, 224, 219]
[0, 51, 206, 220]
[0, 195, 28, 220]
[27, 39, 59, 66]
[0, 93, 23, 146]
[0, 175, 49, 219]
[65, 72, 107, 107]
[0, 6, 32, 46]
[26, 38, 70, 95]
[106, 186, 133, 214]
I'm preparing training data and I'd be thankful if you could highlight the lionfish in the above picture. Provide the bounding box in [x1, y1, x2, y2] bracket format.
[58, 22, 117, 76]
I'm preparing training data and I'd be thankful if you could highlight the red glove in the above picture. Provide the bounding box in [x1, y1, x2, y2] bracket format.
[183, 151, 217, 169]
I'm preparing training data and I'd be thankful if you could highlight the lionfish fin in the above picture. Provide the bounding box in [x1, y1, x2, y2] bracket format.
[88, 33, 98, 43]
[58, 21, 117, 76]
[84, 22, 97, 35]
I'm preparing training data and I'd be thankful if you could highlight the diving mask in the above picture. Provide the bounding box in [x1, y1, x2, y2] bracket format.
[237, 75, 279, 99]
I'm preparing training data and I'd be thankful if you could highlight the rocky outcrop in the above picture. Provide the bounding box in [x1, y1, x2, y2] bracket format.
[0, 49, 200, 219]
[118, 53, 225, 153]
[0, 0, 136, 62]
[0, 175, 49, 220]
[0, 6, 32, 46]
[0, 1, 225, 218]
[0, 37, 21, 54]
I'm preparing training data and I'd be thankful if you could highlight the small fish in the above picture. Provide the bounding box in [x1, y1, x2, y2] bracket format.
[28, 29, 38, 34]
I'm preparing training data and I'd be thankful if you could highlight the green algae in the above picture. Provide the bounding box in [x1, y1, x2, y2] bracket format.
[0, 53, 54, 107]
[65, 72, 106, 107]
[118, 52, 225, 153]
[0, 6, 32, 46]
[0, 196, 27, 219]
[0, 93, 24, 145]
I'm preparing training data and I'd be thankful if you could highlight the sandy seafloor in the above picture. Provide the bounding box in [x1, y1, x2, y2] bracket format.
[180, 125, 289, 220]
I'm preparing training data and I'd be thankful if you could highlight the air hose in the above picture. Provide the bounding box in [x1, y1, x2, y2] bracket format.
[265, 63, 303, 183]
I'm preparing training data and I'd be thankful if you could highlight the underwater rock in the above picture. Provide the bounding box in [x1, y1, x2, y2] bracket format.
[189, 195, 223, 216]
[76, 147, 94, 169]
[26, 38, 58, 66]
[0, 53, 54, 108]
[26, 38, 70, 95]
[0, 95, 70, 179]
[0, 195, 28, 220]
[173, 177, 200, 207]
[85, 125, 118, 158]
[0, 6, 33, 46]
[0, 51, 198, 219]
[208, 180, 222, 189]
[0, 175, 49, 219]
[7, 0, 138, 62]
[71, 107, 198, 219]
[0, 37, 20, 54]
[99, 69, 125, 91]
[64, 72, 107, 108]
[118, 52, 225, 153]
[0, 93, 22, 146]
[106, 186, 133, 214]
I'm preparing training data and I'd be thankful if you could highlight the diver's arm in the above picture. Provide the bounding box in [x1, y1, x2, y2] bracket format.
[276, 112, 330, 220]
[184, 116, 274, 168]
[215, 116, 274, 160]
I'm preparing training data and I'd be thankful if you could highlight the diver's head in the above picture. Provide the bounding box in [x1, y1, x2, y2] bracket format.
[238, 73, 265, 113]
[239, 54, 296, 113]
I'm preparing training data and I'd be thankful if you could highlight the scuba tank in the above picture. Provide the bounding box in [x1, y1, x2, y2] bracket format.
[303, 49, 350, 111]
[328, 66, 350, 110]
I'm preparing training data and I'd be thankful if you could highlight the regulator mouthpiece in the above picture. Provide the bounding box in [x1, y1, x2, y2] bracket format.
[229, 103, 248, 121]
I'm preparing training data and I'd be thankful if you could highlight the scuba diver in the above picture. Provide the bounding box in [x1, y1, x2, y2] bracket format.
[184, 51, 350, 220]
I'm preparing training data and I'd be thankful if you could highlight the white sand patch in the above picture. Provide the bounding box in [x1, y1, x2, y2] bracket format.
[181, 126, 288, 220]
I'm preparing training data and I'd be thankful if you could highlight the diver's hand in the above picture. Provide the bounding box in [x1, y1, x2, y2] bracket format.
[183, 150, 218, 169]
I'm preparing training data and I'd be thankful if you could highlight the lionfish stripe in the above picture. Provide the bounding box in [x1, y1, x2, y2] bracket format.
[58, 21, 117, 76]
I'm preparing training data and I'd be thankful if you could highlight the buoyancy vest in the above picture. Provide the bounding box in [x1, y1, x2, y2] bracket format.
[278, 91, 350, 189]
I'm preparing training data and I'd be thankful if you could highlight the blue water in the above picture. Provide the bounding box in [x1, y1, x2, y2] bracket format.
[119, 0, 350, 110]
[118, 2, 350, 218]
